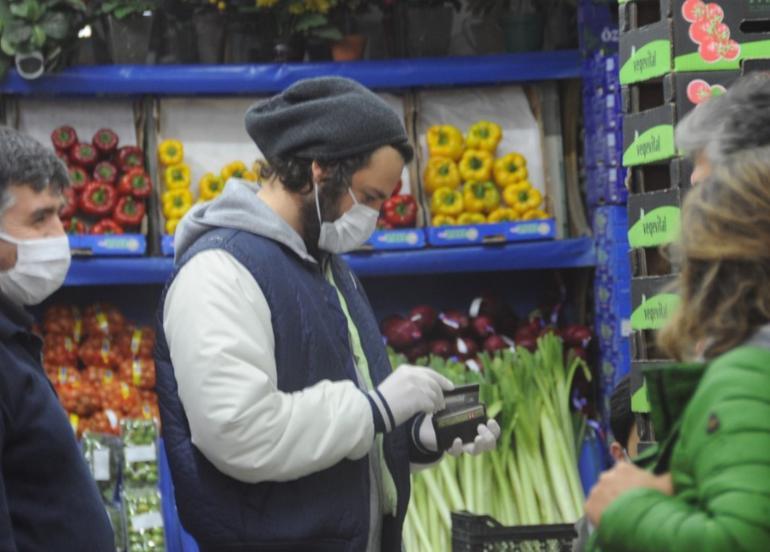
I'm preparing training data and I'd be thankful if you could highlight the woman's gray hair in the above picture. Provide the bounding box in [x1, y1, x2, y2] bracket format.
[0, 126, 69, 216]
[676, 73, 770, 163]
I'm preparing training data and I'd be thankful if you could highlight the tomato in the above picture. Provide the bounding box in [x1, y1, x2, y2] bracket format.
[84, 303, 126, 337]
[698, 39, 722, 62]
[44, 334, 80, 365]
[706, 3, 724, 23]
[689, 18, 714, 45]
[45, 364, 81, 387]
[681, 0, 706, 23]
[723, 40, 740, 61]
[79, 336, 124, 368]
[686, 79, 711, 104]
[115, 326, 156, 359]
[43, 305, 84, 342]
[100, 381, 139, 415]
[119, 358, 156, 390]
[713, 22, 730, 44]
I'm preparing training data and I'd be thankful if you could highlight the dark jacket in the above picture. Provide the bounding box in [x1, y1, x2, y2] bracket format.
[0, 293, 114, 551]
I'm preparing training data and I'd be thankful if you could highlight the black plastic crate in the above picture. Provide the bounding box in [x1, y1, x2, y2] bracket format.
[452, 513, 577, 552]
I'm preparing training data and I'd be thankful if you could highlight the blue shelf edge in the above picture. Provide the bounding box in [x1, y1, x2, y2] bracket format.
[65, 237, 595, 286]
[0, 51, 581, 96]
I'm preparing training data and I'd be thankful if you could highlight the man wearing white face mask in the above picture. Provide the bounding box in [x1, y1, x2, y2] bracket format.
[0, 127, 114, 550]
[155, 77, 501, 552]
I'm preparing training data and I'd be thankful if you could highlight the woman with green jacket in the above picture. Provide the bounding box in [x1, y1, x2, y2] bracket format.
[585, 149, 770, 551]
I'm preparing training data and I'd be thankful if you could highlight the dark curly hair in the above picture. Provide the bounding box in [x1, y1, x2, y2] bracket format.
[261, 141, 413, 198]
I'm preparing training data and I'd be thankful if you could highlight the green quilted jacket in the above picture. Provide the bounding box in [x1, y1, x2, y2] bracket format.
[594, 331, 770, 551]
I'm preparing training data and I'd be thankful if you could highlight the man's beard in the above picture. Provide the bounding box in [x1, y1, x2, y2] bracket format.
[299, 184, 343, 259]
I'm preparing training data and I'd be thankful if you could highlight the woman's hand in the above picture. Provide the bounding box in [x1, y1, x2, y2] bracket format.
[585, 463, 673, 526]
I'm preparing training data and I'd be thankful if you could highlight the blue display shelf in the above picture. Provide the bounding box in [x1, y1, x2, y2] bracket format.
[69, 234, 147, 256]
[64, 238, 595, 286]
[426, 219, 556, 247]
[0, 51, 581, 96]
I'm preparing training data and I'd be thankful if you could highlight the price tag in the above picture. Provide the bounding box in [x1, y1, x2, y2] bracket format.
[93, 449, 110, 481]
[132, 360, 143, 387]
[96, 310, 109, 334]
[125, 445, 156, 464]
[100, 338, 111, 364]
[131, 329, 143, 356]
[131, 512, 164, 531]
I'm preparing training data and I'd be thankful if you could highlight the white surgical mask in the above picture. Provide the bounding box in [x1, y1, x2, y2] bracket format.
[316, 184, 379, 254]
[0, 232, 71, 306]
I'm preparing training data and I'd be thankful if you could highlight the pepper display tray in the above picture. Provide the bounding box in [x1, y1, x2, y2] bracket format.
[70, 234, 147, 256]
[426, 218, 556, 247]
[161, 228, 427, 257]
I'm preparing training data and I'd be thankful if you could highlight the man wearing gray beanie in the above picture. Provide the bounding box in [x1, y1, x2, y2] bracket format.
[155, 77, 500, 551]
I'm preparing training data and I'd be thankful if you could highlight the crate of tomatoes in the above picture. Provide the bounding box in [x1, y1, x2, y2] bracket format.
[41, 303, 160, 439]
[52, 126, 149, 256]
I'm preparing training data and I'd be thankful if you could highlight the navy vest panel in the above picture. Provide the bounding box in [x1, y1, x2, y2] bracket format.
[154, 228, 410, 551]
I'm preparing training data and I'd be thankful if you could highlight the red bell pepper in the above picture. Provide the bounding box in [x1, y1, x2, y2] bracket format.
[60, 188, 78, 219]
[382, 194, 417, 228]
[56, 150, 70, 164]
[118, 169, 152, 198]
[93, 161, 118, 185]
[68, 166, 88, 192]
[113, 196, 146, 227]
[91, 219, 124, 235]
[92, 128, 119, 157]
[377, 219, 395, 230]
[117, 146, 145, 172]
[80, 182, 117, 217]
[51, 126, 78, 152]
[63, 217, 87, 235]
[71, 143, 99, 168]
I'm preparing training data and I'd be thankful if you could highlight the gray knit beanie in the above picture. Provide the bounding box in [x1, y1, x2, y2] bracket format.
[245, 77, 413, 162]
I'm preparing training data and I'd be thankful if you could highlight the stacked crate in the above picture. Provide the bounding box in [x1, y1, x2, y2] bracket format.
[580, 0, 633, 428]
[619, 0, 770, 442]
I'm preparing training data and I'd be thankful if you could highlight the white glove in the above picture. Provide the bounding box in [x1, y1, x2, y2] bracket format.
[418, 415, 501, 456]
[369, 365, 454, 432]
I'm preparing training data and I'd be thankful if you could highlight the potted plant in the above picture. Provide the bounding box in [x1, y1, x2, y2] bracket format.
[98, 0, 160, 64]
[167, 0, 227, 64]
[461, 0, 505, 55]
[396, 0, 462, 58]
[254, 0, 343, 63]
[0, 0, 88, 80]
[329, 0, 369, 62]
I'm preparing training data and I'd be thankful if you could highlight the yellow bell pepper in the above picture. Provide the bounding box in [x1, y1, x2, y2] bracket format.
[423, 157, 461, 194]
[505, 184, 542, 215]
[458, 212, 486, 225]
[466, 121, 502, 153]
[427, 125, 465, 161]
[488, 207, 519, 223]
[242, 170, 258, 182]
[462, 181, 500, 214]
[166, 218, 180, 235]
[459, 149, 494, 182]
[431, 187, 464, 216]
[162, 189, 193, 219]
[494, 153, 528, 187]
[221, 161, 248, 181]
[432, 214, 457, 227]
[158, 139, 184, 166]
[164, 163, 191, 190]
[522, 209, 549, 221]
[199, 173, 225, 201]
[503, 180, 531, 207]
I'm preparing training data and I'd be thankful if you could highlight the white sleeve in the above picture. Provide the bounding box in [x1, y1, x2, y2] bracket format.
[163, 249, 375, 484]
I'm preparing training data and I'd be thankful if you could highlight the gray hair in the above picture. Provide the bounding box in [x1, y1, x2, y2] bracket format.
[676, 73, 770, 163]
[0, 126, 69, 217]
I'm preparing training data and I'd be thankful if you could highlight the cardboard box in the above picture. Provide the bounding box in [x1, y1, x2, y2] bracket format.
[628, 157, 692, 194]
[622, 70, 739, 116]
[630, 275, 678, 331]
[622, 104, 676, 166]
[627, 187, 687, 248]
[619, 0, 770, 85]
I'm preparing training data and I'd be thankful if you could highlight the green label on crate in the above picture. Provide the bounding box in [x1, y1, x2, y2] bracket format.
[628, 205, 681, 248]
[620, 40, 671, 84]
[631, 293, 679, 330]
[631, 382, 651, 414]
[674, 39, 770, 72]
[623, 125, 676, 166]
